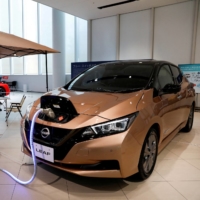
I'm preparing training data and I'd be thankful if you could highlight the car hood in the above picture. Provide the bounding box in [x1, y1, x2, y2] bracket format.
[41, 87, 143, 120]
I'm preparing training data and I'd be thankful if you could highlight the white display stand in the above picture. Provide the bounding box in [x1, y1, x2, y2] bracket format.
[23, 84, 27, 93]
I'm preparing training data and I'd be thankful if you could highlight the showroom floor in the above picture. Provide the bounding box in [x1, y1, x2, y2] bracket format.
[0, 92, 200, 200]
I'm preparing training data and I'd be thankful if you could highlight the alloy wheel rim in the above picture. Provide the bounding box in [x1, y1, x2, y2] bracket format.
[143, 132, 157, 174]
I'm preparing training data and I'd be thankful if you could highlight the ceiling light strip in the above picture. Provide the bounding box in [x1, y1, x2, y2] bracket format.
[98, 0, 138, 9]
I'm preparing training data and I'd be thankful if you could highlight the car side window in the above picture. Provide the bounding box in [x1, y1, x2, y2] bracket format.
[170, 65, 182, 84]
[157, 65, 174, 89]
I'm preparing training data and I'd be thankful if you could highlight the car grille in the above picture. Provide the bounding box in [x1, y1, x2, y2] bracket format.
[31, 122, 71, 145]
[25, 120, 84, 160]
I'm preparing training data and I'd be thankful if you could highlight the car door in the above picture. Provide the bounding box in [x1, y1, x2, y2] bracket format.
[155, 64, 180, 138]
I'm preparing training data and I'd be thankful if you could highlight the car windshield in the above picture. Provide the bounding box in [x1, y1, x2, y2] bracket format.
[66, 63, 153, 93]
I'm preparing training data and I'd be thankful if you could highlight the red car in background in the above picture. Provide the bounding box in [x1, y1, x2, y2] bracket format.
[0, 82, 10, 97]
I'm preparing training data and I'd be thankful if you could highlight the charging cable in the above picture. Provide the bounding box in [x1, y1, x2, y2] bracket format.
[0, 109, 43, 185]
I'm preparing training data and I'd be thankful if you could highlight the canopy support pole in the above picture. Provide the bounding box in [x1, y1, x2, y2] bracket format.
[45, 53, 48, 92]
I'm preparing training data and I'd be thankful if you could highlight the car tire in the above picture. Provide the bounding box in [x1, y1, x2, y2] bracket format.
[0, 87, 5, 97]
[137, 128, 158, 180]
[181, 104, 194, 132]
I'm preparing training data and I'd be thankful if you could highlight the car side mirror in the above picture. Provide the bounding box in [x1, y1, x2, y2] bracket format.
[162, 83, 181, 94]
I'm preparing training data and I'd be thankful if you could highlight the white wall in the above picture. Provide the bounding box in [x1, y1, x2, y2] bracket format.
[5, 75, 51, 92]
[91, 1, 197, 66]
[154, 1, 195, 65]
[6, 74, 71, 92]
[195, 3, 200, 64]
[120, 9, 152, 60]
[91, 16, 119, 61]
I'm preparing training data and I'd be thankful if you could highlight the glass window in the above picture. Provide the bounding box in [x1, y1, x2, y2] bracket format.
[39, 4, 53, 75]
[171, 65, 182, 84]
[0, 0, 9, 33]
[10, 0, 23, 75]
[66, 63, 153, 92]
[0, 0, 10, 75]
[23, 0, 38, 75]
[10, 0, 23, 37]
[11, 57, 24, 75]
[0, 1, 88, 76]
[65, 14, 75, 74]
[158, 65, 174, 89]
[0, 58, 10, 75]
[75, 17, 88, 62]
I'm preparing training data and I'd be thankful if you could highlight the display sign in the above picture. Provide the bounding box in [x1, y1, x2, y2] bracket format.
[71, 61, 113, 79]
[179, 64, 200, 93]
[33, 142, 54, 163]
[2, 76, 8, 80]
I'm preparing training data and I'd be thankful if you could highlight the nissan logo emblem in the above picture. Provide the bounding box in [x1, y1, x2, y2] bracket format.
[41, 128, 50, 139]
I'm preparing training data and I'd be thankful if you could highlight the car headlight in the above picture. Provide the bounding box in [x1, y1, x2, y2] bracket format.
[82, 112, 138, 139]
[25, 102, 34, 121]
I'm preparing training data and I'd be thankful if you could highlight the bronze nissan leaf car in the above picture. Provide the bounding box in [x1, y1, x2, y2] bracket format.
[20, 60, 195, 180]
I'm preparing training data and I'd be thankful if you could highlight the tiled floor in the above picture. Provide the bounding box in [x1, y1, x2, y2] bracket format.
[0, 92, 200, 200]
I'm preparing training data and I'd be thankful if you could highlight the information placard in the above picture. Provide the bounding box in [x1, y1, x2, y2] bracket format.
[71, 61, 113, 79]
[179, 64, 200, 93]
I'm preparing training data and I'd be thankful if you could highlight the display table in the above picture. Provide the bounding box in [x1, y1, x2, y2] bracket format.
[0, 96, 10, 126]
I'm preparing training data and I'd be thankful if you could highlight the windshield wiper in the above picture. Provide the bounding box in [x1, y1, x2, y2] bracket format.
[93, 87, 143, 93]
[69, 87, 143, 93]
[69, 87, 94, 92]
[95, 88, 114, 92]
[113, 88, 143, 93]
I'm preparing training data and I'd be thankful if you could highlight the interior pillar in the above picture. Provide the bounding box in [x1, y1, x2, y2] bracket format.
[52, 8, 65, 89]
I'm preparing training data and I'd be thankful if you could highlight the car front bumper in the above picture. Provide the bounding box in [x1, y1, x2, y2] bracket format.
[20, 117, 142, 178]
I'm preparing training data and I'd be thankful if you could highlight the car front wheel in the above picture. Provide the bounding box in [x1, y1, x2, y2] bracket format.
[138, 128, 158, 180]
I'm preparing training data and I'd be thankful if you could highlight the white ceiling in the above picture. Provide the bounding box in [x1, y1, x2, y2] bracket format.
[33, 0, 191, 20]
